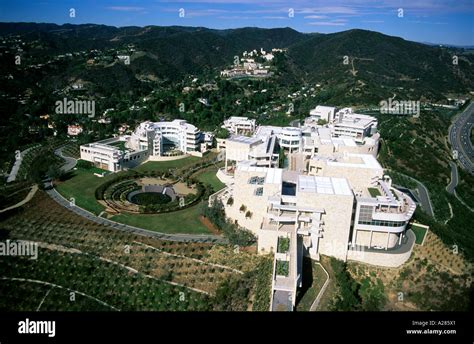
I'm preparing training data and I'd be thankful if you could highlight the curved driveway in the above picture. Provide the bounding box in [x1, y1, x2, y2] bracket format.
[55, 146, 77, 172]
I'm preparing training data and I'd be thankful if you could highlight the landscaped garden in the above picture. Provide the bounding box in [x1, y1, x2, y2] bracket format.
[133, 156, 201, 173]
[410, 224, 428, 245]
[55, 153, 223, 235]
[277, 236, 290, 253]
[196, 168, 225, 192]
[130, 192, 172, 206]
[111, 205, 211, 234]
[276, 260, 289, 277]
[368, 187, 381, 198]
[55, 167, 113, 215]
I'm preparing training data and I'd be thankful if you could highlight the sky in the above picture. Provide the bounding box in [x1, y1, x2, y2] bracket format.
[0, 0, 473, 46]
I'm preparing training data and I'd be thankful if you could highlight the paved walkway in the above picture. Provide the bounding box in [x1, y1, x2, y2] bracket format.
[6, 145, 39, 183]
[0, 185, 38, 213]
[446, 161, 459, 194]
[309, 262, 330, 311]
[55, 146, 77, 172]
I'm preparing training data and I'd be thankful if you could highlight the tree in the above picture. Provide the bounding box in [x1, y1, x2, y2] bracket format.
[47, 165, 63, 180]
[215, 127, 230, 139]
[358, 277, 386, 311]
[278, 147, 285, 168]
[330, 258, 361, 311]
[201, 200, 255, 246]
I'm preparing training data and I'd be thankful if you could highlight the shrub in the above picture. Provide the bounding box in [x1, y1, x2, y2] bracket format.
[330, 258, 361, 311]
[276, 260, 289, 277]
[201, 200, 256, 246]
[277, 237, 290, 253]
[76, 160, 94, 170]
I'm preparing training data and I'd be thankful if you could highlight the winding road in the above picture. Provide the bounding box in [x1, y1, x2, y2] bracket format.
[387, 169, 434, 218]
[448, 102, 474, 174]
[446, 161, 459, 194]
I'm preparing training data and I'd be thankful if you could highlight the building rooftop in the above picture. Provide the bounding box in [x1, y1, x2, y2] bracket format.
[236, 164, 283, 184]
[298, 175, 352, 196]
[313, 153, 382, 170]
[227, 135, 262, 145]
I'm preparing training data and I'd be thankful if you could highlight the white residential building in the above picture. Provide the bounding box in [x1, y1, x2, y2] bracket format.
[67, 125, 83, 136]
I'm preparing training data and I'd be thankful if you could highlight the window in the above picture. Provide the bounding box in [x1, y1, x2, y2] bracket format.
[255, 187, 263, 196]
[248, 176, 258, 184]
[358, 205, 373, 222]
[358, 218, 406, 227]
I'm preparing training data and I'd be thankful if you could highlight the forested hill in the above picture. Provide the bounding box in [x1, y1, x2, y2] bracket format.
[1, 23, 472, 100]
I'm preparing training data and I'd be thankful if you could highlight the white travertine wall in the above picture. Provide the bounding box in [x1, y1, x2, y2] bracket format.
[258, 229, 279, 253]
[225, 140, 253, 162]
[354, 230, 400, 248]
[225, 168, 280, 234]
[308, 160, 382, 191]
[297, 192, 354, 261]
[216, 169, 234, 184]
[347, 230, 415, 267]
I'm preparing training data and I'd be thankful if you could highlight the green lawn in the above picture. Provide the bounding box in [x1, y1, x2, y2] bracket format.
[196, 169, 225, 192]
[133, 156, 201, 173]
[296, 258, 328, 311]
[368, 187, 381, 197]
[55, 168, 114, 215]
[110, 202, 211, 234]
[55, 157, 215, 234]
[411, 224, 428, 245]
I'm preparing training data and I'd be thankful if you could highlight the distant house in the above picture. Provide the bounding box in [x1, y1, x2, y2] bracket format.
[118, 124, 130, 135]
[67, 125, 83, 136]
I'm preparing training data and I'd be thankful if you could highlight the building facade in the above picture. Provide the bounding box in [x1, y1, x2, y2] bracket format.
[210, 106, 415, 310]
[80, 119, 204, 172]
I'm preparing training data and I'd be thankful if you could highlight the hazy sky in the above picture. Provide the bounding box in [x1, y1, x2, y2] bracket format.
[1, 0, 473, 45]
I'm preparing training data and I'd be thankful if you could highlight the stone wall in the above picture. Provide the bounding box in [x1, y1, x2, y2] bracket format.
[347, 230, 415, 267]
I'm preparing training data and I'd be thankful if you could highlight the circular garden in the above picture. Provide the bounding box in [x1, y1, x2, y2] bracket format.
[129, 191, 172, 206]
[95, 171, 209, 214]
